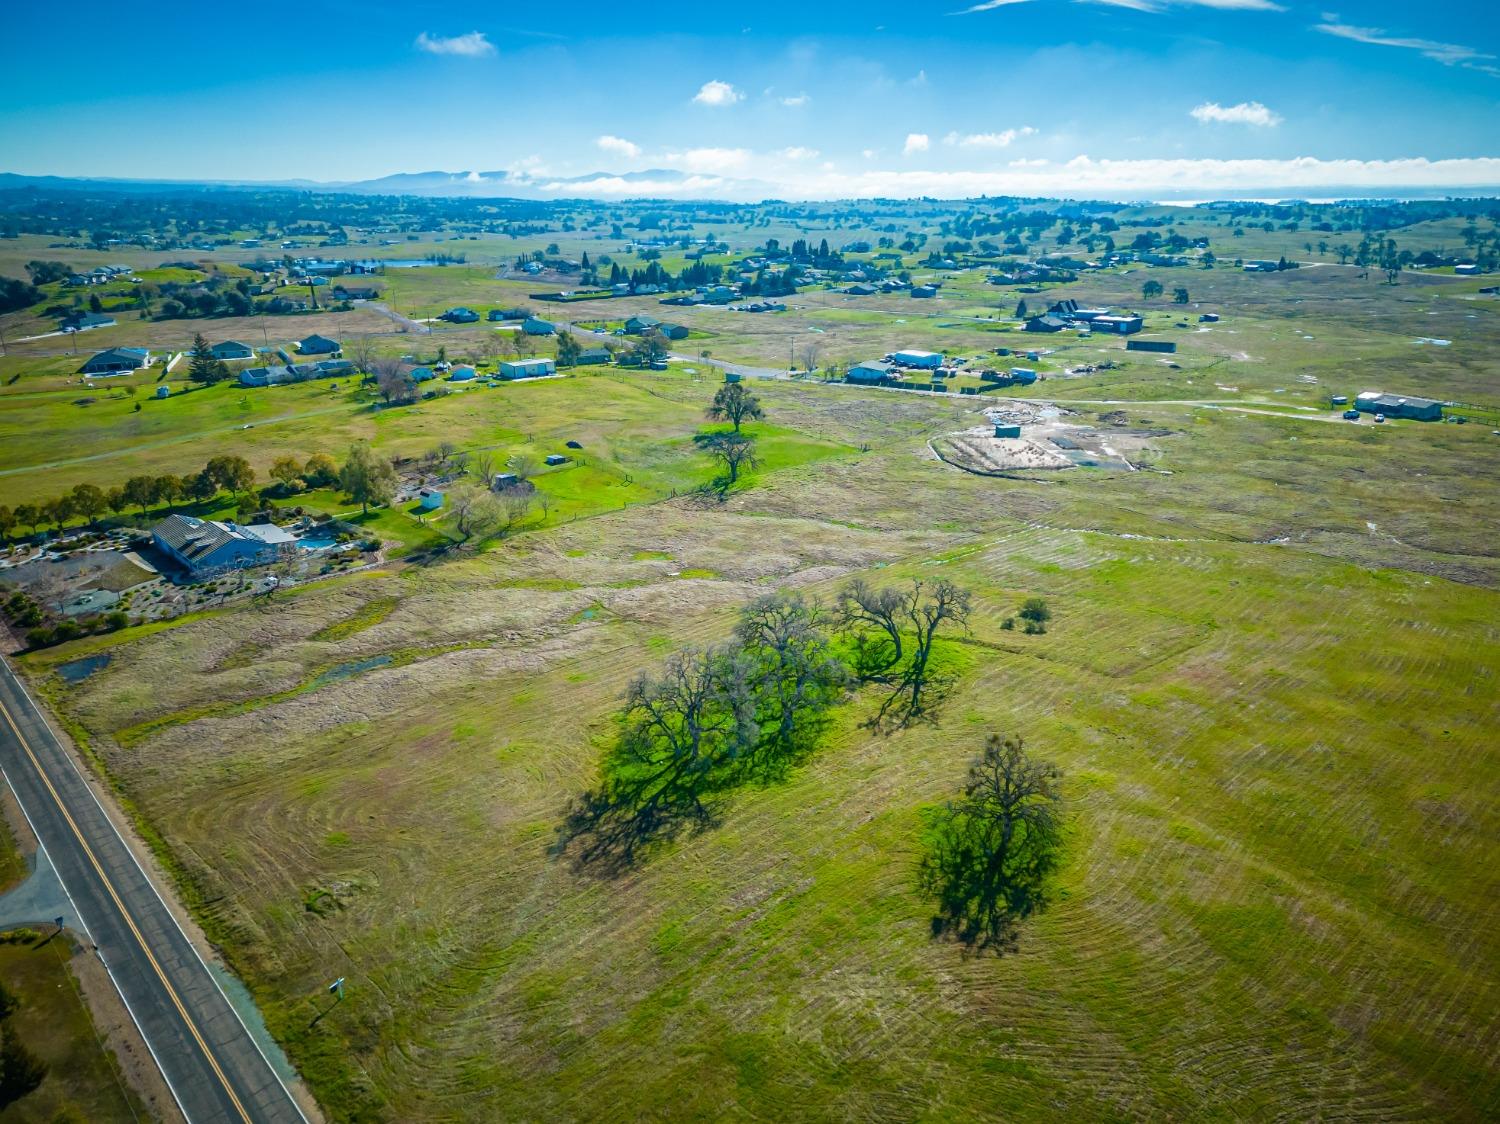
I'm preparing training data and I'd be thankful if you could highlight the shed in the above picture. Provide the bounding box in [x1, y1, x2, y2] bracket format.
[545, 454, 569, 466]
[499, 358, 556, 379]
[994, 424, 1022, 438]
[1092, 315, 1144, 334]
[417, 488, 444, 511]
[155, 385, 170, 399]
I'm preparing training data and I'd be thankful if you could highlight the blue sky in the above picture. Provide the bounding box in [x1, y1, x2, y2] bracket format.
[2, 0, 1497, 198]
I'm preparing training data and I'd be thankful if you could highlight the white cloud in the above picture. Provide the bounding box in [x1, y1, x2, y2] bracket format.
[693, 80, 743, 106]
[861, 148, 879, 159]
[414, 31, 494, 57]
[956, 0, 1036, 12]
[903, 133, 931, 155]
[943, 127, 1038, 148]
[1314, 17, 1498, 75]
[596, 135, 642, 159]
[1090, 0, 1283, 8]
[555, 154, 1500, 202]
[780, 93, 811, 107]
[537, 175, 729, 197]
[780, 146, 820, 160]
[661, 147, 753, 174]
[1190, 101, 1283, 126]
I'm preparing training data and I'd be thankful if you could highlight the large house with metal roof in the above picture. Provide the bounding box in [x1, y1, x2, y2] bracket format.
[81, 347, 151, 374]
[150, 514, 298, 579]
[1354, 391, 1443, 421]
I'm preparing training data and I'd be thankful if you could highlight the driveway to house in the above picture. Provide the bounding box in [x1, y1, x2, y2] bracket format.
[0, 658, 311, 1124]
[361, 301, 431, 334]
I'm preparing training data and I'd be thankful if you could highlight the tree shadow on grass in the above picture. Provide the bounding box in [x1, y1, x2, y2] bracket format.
[551, 767, 734, 878]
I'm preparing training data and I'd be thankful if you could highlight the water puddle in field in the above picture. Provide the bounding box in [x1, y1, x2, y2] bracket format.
[311, 654, 392, 689]
[1415, 337, 1451, 346]
[56, 654, 110, 683]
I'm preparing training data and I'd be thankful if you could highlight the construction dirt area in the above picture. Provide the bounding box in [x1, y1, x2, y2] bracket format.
[931, 400, 1169, 475]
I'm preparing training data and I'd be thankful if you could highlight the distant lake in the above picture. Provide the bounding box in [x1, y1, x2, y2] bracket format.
[349, 259, 450, 270]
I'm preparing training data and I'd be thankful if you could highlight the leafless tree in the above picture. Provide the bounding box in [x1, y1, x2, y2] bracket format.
[919, 734, 1063, 953]
[346, 335, 378, 375]
[497, 488, 536, 537]
[507, 452, 539, 483]
[838, 578, 972, 727]
[797, 339, 822, 374]
[448, 485, 500, 543]
[372, 357, 415, 405]
[695, 431, 758, 494]
[469, 449, 495, 485]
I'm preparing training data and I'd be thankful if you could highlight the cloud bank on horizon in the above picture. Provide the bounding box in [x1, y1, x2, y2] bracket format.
[1, 0, 1494, 197]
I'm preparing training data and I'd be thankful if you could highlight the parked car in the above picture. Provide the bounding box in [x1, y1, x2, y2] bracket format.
[1374, 413, 1386, 423]
[1342, 409, 1360, 420]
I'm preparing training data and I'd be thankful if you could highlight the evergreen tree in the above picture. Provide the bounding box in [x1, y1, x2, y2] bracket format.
[187, 333, 230, 384]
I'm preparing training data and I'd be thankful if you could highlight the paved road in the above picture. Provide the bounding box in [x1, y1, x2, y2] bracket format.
[0, 658, 308, 1124]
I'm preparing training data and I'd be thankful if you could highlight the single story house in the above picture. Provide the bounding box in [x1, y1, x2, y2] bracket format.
[297, 334, 341, 355]
[657, 322, 690, 340]
[893, 349, 942, 369]
[82, 347, 151, 374]
[1092, 315, 1144, 334]
[211, 340, 256, 361]
[1126, 339, 1176, 353]
[1009, 368, 1038, 384]
[63, 312, 117, 331]
[847, 360, 897, 385]
[317, 359, 354, 376]
[500, 358, 556, 379]
[910, 285, 938, 298]
[151, 514, 296, 579]
[625, 315, 659, 334]
[417, 488, 444, 511]
[441, 307, 480, 323]
[447, 366, 478, 381]
[1023, 315, 1068, 334]
[1454, 263, 1479, 276]
[409, 366, 436, 382]
[574, 348, 611, 366]
[1354, 391, 1442, 421]
[522, 317, 555, 336]
[240, 365, 294, 387]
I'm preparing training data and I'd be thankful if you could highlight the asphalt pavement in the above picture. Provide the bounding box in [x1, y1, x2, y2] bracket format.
[0, 657, 309, 1124]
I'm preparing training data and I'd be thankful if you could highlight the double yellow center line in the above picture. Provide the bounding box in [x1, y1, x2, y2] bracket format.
[0, 696, 252, 1124]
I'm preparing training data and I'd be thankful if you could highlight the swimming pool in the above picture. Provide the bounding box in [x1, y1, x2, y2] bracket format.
[298, 537, 339, 551]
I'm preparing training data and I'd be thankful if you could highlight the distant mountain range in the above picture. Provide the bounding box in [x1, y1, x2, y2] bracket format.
[0, 169, 772, 202]
[0, 170, 1491, 205]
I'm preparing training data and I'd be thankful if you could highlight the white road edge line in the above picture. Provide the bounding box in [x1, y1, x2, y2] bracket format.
[0, 757, 193, 1124]
[0, 658, 310, 1124]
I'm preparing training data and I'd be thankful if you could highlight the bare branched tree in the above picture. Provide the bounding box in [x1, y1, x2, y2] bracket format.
[838, 578, 972, 727]
[919, 734, 1063, 954]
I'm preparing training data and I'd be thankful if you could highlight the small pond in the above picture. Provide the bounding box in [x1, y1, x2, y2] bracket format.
[57, 653, 110, 683]
[311, 654, 392, 689]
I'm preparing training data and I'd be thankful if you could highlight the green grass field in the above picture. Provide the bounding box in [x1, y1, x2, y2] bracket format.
[3, 209, 1498, 1122]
